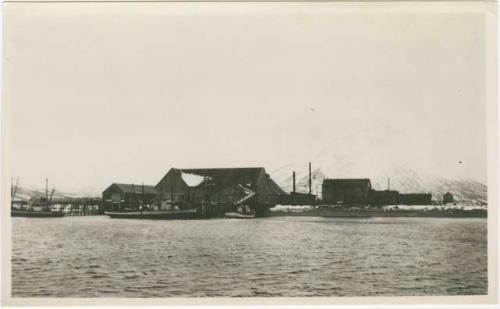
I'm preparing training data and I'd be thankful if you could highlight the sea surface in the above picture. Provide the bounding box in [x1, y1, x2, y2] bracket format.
[11, 216, 487, 297]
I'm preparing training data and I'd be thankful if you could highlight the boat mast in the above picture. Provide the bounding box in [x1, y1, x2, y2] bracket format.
[48, 188, 55, 204]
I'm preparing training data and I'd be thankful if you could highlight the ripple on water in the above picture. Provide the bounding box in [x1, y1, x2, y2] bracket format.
[11, 216, 488, 297]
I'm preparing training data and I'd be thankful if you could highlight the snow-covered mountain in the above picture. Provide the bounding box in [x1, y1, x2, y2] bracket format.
[11, 185, 100, 201]
[269, 125, 487, 204]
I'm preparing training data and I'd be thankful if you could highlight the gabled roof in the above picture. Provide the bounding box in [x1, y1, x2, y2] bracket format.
[111, 183, 157, 194]
[323, 178, 372, 187]
[177, 167, 265, 188]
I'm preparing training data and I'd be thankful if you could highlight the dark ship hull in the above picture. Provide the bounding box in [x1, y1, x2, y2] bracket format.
[11, 209, 65, 218]
[105, 209, 199, 219]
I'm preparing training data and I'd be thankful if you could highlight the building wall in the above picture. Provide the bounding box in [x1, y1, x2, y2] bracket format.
[155, 169, 190, 204]
[322, 184, 370, 205]
[443, 193, 454, 204]
[254, 170, 277, 205]
[288, 192, 316, 205]
[102, 185, 125, 211]
[369, 190, 399, 205]
[398, 193, 432, 205]
[102, 184, 157, 211]
[156, 167, 285, 211]
[213, 186, 250, 209]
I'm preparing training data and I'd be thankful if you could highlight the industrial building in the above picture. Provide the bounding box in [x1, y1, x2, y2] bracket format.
[321, 178, 434, 206]
[397, 193, 432, 205]
[102, 183, 157, 211]
[322, 178, 372, 205]
[286, 166, 316, 205]
[155, 167, 287, 215]
[369, 189, 399, 205]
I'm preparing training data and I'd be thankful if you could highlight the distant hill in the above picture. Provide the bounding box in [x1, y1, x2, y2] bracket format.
[271, 166, 486, 204]
[269, 126, 487, 205]
[11, 185, 100, 201]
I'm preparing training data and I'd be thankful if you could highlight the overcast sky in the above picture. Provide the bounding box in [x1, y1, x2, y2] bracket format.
[4, 3, 488, 193]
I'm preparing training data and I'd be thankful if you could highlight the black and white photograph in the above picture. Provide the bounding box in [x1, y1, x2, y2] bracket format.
[1, 1, 498, 306]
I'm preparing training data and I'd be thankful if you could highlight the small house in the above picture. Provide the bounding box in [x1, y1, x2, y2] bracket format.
[443, 192, 454, 204]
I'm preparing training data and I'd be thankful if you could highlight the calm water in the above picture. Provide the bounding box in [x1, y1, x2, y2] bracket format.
[11, 216, 487, 297]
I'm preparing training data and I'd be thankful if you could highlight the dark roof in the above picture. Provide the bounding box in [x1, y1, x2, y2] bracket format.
[178, 167, 265, 188]
[111, 183, 157, 194]
[323, 178, 372, 187]
[370, 189, 399, 194]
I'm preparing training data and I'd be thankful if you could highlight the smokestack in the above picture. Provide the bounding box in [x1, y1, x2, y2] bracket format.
[388, 178, 390, 191]
[308, 162, 312, 195]
[292, 171, 296, 193]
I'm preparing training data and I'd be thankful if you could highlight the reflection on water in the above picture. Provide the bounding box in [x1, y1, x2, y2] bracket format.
[12, 216, 487, 297]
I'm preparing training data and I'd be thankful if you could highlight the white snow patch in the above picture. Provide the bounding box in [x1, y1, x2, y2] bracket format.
[382, 205, 486, 211]
[181, 172, 207, 187]
[270, 205, 314, 212]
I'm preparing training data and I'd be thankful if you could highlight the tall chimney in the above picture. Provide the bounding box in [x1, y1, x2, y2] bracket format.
[308, 162, 312, 195]
[292, 171, 296, 193]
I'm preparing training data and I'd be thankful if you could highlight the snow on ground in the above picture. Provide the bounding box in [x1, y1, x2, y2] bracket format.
[180, 172, 207, 187]
[270, 205, 314, 212]
[382, 205, 486, 211]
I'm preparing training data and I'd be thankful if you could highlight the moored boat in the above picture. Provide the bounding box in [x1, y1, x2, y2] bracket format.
[11, 178, 64, 218]
[225, 212, 256, 219]
[225, 205, 256, 219]
[11, 209, 65, 218]
[105, 209, 198, 219]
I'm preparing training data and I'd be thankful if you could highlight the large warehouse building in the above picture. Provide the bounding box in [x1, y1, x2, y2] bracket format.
[155, 167, 287, 215]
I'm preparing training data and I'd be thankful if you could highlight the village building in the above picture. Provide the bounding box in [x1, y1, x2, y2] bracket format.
[322, 178, 372, 205]
[286, 170, 316, 205]
[102, 183, 157, 211]
[155, 167, 287, 215]
[397, 193, 432, 205]
[369, 189, 399, 206]
[443, 192, 454, 204]
[287, 192, 317, 205]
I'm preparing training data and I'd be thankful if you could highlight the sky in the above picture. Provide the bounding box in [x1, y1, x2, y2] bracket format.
[3, 3, 489, 193]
